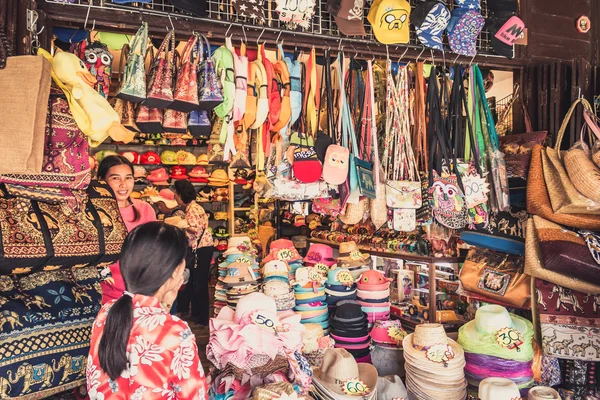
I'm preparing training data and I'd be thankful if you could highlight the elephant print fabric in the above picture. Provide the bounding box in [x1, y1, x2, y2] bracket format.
[536, 279, 600, 362]
[0, 267, 102, 398]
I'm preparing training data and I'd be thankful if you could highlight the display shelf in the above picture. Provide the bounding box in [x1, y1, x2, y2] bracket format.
[308, 238, 463, 323]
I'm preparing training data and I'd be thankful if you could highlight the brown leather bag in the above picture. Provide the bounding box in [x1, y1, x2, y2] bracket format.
[459, 247, 530, 308]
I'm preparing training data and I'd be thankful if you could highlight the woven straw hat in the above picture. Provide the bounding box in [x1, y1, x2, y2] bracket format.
[528, 386, 560, 400]
[402, 324, 464, 369]
[478, 377, 520, 400]
[312, 348, 378, 400]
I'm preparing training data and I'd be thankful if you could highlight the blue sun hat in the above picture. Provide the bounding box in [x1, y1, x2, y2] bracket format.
[447, 8, 485, 56]
[412, 0, 451, 51]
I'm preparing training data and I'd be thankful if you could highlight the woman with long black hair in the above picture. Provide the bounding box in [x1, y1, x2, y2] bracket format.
[97, 155, 157, 304]
[87, 222, 208, 399]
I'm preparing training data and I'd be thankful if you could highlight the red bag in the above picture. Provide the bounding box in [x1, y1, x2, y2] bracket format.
[170, 34, 200, 112]
[144, 31, 175, 109]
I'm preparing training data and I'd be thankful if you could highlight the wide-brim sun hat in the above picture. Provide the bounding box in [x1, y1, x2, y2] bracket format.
[403, 323, 465, 369]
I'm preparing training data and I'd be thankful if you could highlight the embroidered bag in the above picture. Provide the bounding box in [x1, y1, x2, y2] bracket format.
[136, 105, 164, 134]
[0, 84, 91, 190]
[116, 22, 148, 103]
[143, 30, 175, 109]
[188, 110, 211, 138]
[198, 36, 224, 110]
[170, 33, 200, 112]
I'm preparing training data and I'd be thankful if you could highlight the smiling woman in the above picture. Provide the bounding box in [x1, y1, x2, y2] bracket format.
[97, 155, 157, 304]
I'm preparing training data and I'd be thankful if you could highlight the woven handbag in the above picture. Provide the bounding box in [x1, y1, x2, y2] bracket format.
[543, 98, 600, 214]
[527, 145, 600, 230]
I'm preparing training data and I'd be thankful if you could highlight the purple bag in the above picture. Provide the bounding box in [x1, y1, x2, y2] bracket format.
[0, 85, 91, 190]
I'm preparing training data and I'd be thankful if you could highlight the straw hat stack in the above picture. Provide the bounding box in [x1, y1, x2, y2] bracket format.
[215, 236, 260, 315]
[337, 242, 371, 279]
[329, 301, 372, 363]
[457, 305, 535, 397]
[402, 323, 467, 399]
[355, 270, 392, 327]
[369, 320, 407, 377]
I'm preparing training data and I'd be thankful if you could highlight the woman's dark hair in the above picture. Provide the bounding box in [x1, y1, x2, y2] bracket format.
[98, 155, 139, 222]
[174, 179, 197, 205]
[98, 222, 188, 380]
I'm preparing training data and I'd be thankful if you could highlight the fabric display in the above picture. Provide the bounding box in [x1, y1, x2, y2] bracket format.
[403, 323, 467, 399]
[458, 305, 535, 397]
[329, 301, 372, 362]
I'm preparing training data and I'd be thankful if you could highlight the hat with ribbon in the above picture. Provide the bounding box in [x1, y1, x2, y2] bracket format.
[327, 268, 356, 288]
[447, 8, 485, 57]
[263, 239, 303, 263]
[304, 243, 336, 267]
[412, 0, 451, 50]
[220, 261, 258, 286]
[146, 168, 170, 184]
[312, 348, 378, 400]
[263, 260, 291, 282]
[223, 236, 256, 256]
[141, 151, 161, 165]
[369, 320, 406, 346]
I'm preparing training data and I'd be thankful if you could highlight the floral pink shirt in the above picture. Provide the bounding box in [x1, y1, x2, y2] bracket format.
[186, 201, 213, 250]
[87, 294, 208, 400]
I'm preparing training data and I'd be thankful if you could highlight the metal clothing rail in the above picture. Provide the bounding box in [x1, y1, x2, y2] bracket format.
[39, 0, 524, 69]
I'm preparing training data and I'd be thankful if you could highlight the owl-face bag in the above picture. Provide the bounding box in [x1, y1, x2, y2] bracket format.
[323, 144, 349, 185]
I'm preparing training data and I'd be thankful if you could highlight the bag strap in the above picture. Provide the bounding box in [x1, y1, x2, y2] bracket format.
[129, 22, 148, 58]
[521, 100, 534, 133]
[305, 47, 318, 137]
[414, 62, 427, 171]
[555, 97, 596, 158]
[181, 34, 199, 65]
[367, 60, 380, 184]
[117, 44, 130, 86]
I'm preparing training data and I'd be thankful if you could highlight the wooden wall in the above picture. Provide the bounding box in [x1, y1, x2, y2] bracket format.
[518, 0, 598, 63]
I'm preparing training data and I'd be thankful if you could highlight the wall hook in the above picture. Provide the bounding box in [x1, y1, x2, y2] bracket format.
[257, 28, 266, 45]
[415, 46, 425, 63]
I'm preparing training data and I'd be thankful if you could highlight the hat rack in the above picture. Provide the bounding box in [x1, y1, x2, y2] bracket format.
[38, 0, 523, 69]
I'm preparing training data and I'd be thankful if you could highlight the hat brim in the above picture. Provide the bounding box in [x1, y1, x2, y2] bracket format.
[402, 333, 465, 370]
[149, 196, 178, 208]
[313, 362, 378, 399]
[460, 314, 529, 343]
[333, 15, 367, 36]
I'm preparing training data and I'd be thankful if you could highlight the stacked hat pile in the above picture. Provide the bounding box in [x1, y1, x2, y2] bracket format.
[329, 301, 371, 363]
[303, 243, 336, 273]
[208, 169, 229, 186]
[208, 293, 311, 399]
[403, 323, 467, 399]
[301, 323, 335, 368]
[324, 267, 357, 312]
[293, 267, 329, 334]
[262, 260, 295, 312]
[337, 242, 371, 279]
[369, 320, 407, 378]
[214, 236, 260, 316]
[264, 239, 304, 279]
[356, 270, 392, 326]
[458, 305, 535, 397]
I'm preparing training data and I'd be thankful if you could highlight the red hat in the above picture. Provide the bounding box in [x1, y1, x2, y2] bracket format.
[120, 151, 141, 164]
[146, 168, 170, 184]
[170, 165, 189, 180]
[141, 151, 161, 165]
[189, 166, 209, 179]
[356, 270, 392, 291]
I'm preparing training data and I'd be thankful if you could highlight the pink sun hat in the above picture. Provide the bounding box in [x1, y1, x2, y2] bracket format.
[369, 320, 407, 346]
[356, 270, 392, 291]
[304, 243, 336, 267]
[263, 238, 302, 263]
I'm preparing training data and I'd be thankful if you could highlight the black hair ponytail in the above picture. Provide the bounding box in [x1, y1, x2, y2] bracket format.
[97, 222, 188, 380]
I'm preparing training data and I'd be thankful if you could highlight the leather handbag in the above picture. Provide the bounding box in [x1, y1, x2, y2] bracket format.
[144, 30, 175, 109]
[543, 98, 600, 214]
[0, 180, 127, 275]
[0, 84, 91, 191]
[459, 247, 531, 308]
[0, 27, 51, 176]
[170, 33, 200, 112]
[116, 22, 148, 103]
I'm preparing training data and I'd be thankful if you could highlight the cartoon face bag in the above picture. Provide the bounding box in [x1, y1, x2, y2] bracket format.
[323, 144, 350, 185]
[367, 0, 411, 44]
[429, 170, 468, 229]
[75, 40, 114, 98]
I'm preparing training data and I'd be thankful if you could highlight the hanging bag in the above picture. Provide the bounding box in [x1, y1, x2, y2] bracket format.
[385, 63, 422, 209]
[116, 22, 148, 103]
[170, 33, 200, 112]
[543, 98, 600, 214]
[113, 44, 140, 133]
[144, 30, 175, 109]
[198, 36, 224, 110]
[414, 62, 432, 225]
[163, 51, 190, 133]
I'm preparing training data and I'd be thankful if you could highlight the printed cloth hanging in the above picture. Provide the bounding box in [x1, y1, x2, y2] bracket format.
[276, 0, 316, 28]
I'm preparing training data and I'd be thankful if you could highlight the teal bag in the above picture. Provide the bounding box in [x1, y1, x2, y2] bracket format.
[116, 23, 148, 103]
